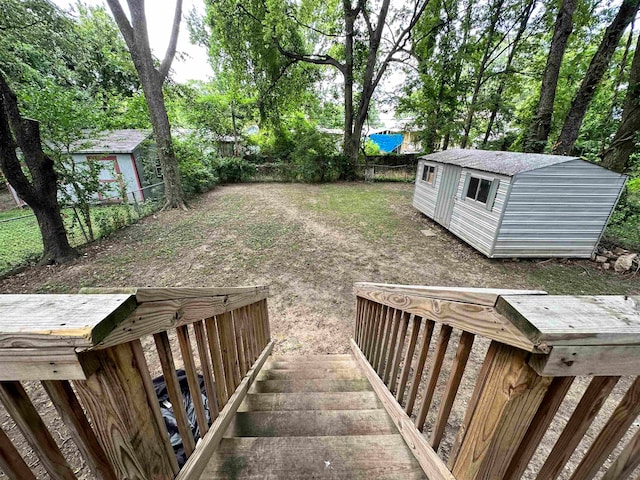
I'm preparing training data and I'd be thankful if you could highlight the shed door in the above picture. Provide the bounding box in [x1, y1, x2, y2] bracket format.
[434, 164, 462, 228]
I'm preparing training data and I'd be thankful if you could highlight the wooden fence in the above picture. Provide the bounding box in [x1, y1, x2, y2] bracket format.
[352, 282, 640, 480]
[0, 286, 272, 480]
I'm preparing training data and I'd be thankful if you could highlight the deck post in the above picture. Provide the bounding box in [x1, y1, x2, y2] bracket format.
[451, 341, 552, 480]
[73, 341, 175, 480]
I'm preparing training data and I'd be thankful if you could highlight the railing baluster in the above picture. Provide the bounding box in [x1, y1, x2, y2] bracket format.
[415, 324, 453, 431]
[377, 307, 395, 375]
[130, 340, 180, 475]
[601, 426, 640, 480]
[396, 315, 422, 404]
[0, 381, 76, 479]
[233, 310, 248, 376]
[218, 312, 242, 389]
[177, 325, 209, 438]
[205, 316, 229, 408]
[193, 320, 220, 421]
[387, 311, 410, 390]
[536, 376, 620, 480]
[363, 300, 375, 357]
[502, 376, 574, 480]
[448, 341, 500, 468]
[406, 319, 435, 416]
[154, 331, 197, 457]
[42, 379, 119, 480]
[569, 377, 640, 480]
[364, 301, 378, 360]
[371, 304, 387, 364]
[0, 426, 37, 480]
[355, 297, 363, 343]
[430, 331, 475, 449]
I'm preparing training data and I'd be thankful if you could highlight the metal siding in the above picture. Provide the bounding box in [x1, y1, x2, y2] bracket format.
[412, 160, 441, 218]
[434, 164, 462, 227]
[493, 160, 627, 258]
[447, 170, 510, 256]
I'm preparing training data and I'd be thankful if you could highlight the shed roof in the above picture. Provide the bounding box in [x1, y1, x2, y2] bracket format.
[70, 129, 152, 154]
[420, 149, 581, 176]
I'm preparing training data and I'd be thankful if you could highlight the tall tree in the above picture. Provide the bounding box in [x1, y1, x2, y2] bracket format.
[481, 0, 535, 147]
[207, 0, 431, 174]
[459, 0, 506, 148]
[0, 73, 78, 265]
[553, 0, 640, 155]
[523, 0, 578, 153]
[601, 31, 640, 173]
[106, 0, 187, 209]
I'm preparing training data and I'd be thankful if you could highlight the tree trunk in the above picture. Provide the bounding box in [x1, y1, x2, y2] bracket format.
[0, 74, 78, 265]
[553, 0, 640, 155]
[107, 0, 186, 209]
[523, 0, 577, 153]
[443, 0, 473, 150]
[482, 0, 534, 147]
[342, 2, 358, 178]
[601, 32, 640, 173]
[460, 0, 505, 149]
[600, 20, 635, 156]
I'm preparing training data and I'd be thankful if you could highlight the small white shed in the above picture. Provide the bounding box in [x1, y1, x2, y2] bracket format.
[413, 149, 626, 258]
[67, 129, 160, 203]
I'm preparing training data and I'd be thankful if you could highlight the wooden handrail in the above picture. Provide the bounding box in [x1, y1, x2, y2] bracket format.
[0, 286, 271, 480]
[353, 283, 640, 480]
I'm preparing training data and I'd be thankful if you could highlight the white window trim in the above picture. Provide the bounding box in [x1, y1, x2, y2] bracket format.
[420, 163, 437, 186]
[462, 172, 500, 211]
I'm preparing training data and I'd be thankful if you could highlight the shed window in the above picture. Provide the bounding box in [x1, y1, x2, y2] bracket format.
[421, 164, 436, 185]
[465, 176, 491, 203]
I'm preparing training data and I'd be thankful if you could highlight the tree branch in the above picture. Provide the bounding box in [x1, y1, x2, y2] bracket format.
[285, 10, 343, 37]
[274, 40, 345, 72]
[105, 0, 134, 46]
[159, 0, 183, 79]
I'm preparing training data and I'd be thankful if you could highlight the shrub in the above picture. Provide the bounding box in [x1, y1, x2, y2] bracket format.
[214, 157, 256, 183]
[174, 137, 219, 196]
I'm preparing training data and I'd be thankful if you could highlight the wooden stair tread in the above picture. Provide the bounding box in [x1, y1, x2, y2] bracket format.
[238, 392, 382, 411]
[270, 354, 353, 361]
[266, 359, 357, 370]
[257, 368, 363, 380]
[225, 409, 396, 437]
[201, 435, 427, 479]
[249, 378, 373, 393]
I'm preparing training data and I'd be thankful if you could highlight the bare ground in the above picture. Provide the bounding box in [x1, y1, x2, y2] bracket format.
[2, 182, 635, 354]
[1, 182, 638, 479]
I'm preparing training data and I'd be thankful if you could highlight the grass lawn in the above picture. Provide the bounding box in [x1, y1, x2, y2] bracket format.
[0, 202, 158, 274]
[0, 182, 636, 352]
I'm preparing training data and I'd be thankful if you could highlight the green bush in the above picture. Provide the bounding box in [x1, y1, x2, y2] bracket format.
[605, 186, 640, 251]
[174, 137, 219, 196]
[214, 157, 256, 183]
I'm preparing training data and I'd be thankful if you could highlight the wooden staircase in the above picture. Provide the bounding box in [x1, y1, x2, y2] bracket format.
[201, 354, 427, 479]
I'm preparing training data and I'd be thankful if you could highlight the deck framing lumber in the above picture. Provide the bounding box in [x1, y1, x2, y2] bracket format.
[350, 339, 456, 480]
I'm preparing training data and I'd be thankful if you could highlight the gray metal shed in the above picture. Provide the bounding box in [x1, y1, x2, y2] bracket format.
[413, 149, 626, 258]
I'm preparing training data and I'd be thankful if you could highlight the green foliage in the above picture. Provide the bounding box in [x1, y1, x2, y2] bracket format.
[0, 201, 160, 274]
[174, 137, 219, 196]
[364, 139, 381, 156]
[605, 186, 640, 251]
[214, 157, 256, 183]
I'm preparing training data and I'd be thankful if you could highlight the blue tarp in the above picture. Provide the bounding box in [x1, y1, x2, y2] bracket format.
[369, 133, 404, 153]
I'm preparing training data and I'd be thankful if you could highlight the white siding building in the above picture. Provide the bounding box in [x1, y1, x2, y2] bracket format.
[413, 149, 626, 258]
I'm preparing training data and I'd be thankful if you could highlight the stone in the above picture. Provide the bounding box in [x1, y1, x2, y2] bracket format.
[420, 229, 436, 237]
[595, 255, 608, 263]
[614, 253, 638, 273]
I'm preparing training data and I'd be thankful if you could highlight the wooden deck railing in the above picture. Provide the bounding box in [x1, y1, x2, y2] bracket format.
[0, 286, 272, 480]
[352, 282, 640, 480]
